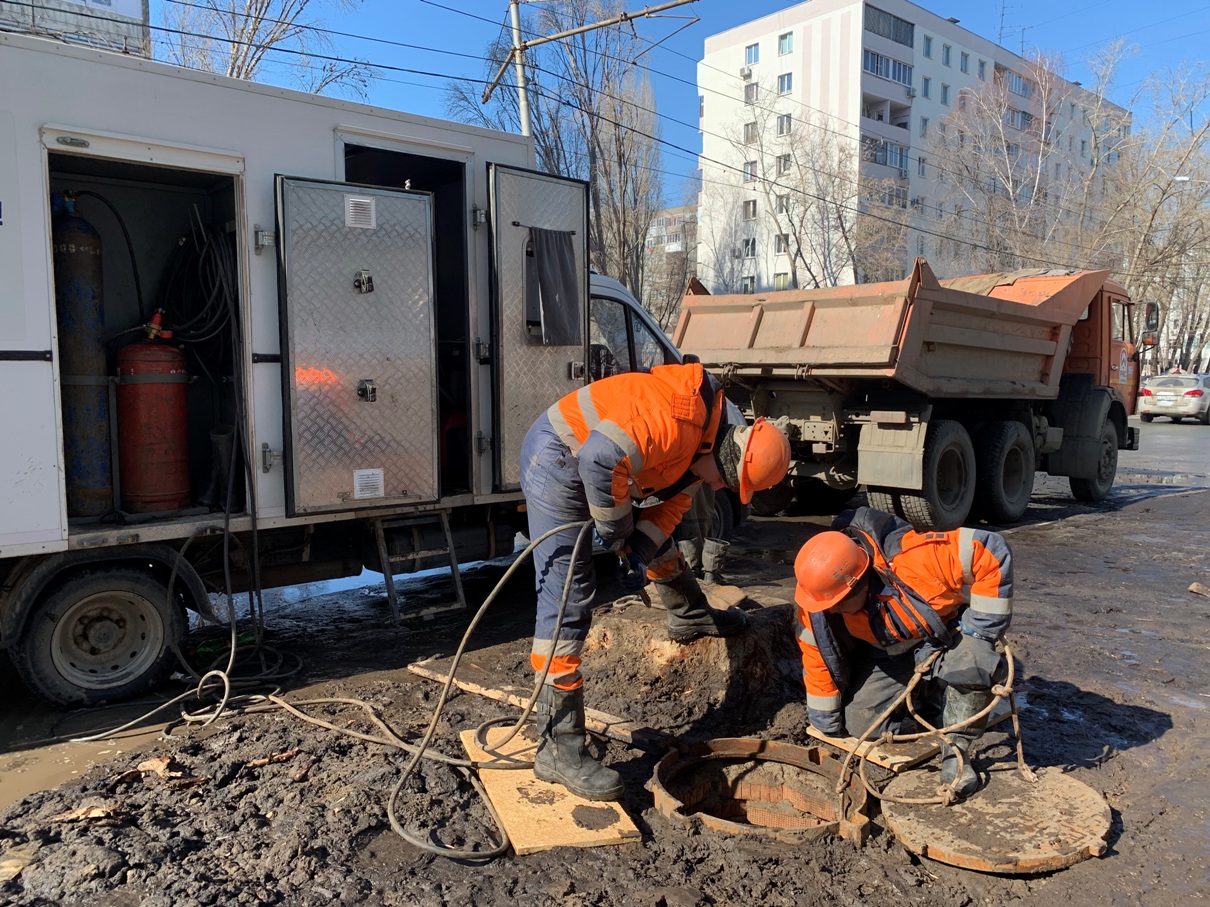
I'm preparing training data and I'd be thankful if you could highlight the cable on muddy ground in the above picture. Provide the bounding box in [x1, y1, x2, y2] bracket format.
[835, 642, 1037, 809]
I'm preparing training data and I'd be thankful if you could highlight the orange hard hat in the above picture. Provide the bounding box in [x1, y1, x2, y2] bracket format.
[793, 531, 871, 613]
[737, 417, 791, 504]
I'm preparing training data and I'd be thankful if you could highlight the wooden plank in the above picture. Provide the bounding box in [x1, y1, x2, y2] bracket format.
[406, 659, 672, 751]
[460, 727, 641, 855]
[805, 702, 1014, 773]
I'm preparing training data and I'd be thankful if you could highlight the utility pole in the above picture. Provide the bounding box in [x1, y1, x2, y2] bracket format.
[482, 0, 699, 138]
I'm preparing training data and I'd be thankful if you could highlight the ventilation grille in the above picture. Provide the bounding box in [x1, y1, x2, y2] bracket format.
[345, 195, 377, 229]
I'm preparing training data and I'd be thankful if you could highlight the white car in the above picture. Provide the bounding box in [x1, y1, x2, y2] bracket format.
[1137, 374, 1210, 424]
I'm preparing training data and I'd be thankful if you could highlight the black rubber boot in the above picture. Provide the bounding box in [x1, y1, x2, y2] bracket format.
[702, 538, 730, 585]
[659, 566, 749, 642]
[937, 687, 993, 798]
[533, 685, 623, 801]
[198, 425, 241, 512]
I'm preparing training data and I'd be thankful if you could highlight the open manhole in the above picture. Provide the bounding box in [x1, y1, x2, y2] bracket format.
[648, 738, 869, 845]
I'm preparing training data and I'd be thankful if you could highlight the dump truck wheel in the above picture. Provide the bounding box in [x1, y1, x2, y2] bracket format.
[865, 488, 906, 518]
[1069, 419, 1118, 502]
[973, 421, 1035, 524]
[899, 420, 976, 531]
[749, 483, 795, 517]
[12, 568, 186, 706]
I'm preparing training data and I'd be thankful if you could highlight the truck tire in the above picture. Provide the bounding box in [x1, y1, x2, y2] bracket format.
[1070, 419, 1118, 502]
[12, 568, 186, 706]
[973, 421, 1035, 524]
[749, 484, 795, 517]
[865, 488, 905, 518]
[898, 420, 976, 531]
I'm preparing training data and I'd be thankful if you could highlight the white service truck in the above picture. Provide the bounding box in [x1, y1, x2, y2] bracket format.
[0, 32, 700, 705]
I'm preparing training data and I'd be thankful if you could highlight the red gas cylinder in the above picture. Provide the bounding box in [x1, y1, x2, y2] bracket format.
[116, 341, 191, 513]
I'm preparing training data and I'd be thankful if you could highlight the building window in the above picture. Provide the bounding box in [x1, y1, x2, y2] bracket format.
[777, 114, 793, 136]
[864, 5, 915, 46]
[777, 153, 792, 175]
[941, 84, 950, 106]
[743, 122, 758, 144]
[744, 83, 758, 105]
[862, 49, 913, 86]
[742, 199, 757, 220]
[742, 237, 757, 258]
[743, 160, 758, 182]
[1004, 108, 1034, 130]
[775, 233, 790, 253]
[741, 276, 756, 294]
[1004, 70, 1034, 99]
[776, 193, 790, 214]
[941, 44, 951, 66]
[778, 73, 793, 95]
[1070, 102, 1077, 119]
[745, 43, 759, 65]
[919, 116, 929, 138]
[958, 92, 966, 110]
[960, 52, 969, 73]
[778, 32, 793, 55]
[923, 35, 932, 58]
[862, 138, 908, 169]
[773, 272, 790, 290]
[921, 77, 931, 99]
[918, 156, 926, 177]
[978, 60, 986, 80]
[1081, 139, 1087, 156]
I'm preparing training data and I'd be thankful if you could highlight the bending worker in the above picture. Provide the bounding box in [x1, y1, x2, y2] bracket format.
[520, 361, 790, 800]
[792, 506, 1013, 797]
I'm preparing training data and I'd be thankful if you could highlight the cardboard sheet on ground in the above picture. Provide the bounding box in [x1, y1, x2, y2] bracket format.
[460, 727, 641, 855]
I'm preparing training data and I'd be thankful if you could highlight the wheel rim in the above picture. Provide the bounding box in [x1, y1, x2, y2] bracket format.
[50, 590, 166, 691]
[1097, 434, 1117, 485]
[1003, 445, 1027, 499]
[937, 446, 969, 509]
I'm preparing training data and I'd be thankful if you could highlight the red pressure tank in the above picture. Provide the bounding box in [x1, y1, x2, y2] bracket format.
[116, 341, 191, 513]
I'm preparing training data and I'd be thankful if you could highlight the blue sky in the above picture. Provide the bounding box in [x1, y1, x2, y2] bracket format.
[154, 0, 1210, 199]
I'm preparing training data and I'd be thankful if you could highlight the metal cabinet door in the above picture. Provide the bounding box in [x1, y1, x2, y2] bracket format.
[489, 164, 589, 490]
[276, 177, 438, 515]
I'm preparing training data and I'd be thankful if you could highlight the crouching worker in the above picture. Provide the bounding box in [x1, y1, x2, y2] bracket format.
[792, 507, 1013, 797]
[520, 362, 790, 800]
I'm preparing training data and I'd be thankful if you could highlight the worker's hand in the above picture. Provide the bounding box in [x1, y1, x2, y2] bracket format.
[616, 549, 649, 591]
[941, 633, 1004, 689]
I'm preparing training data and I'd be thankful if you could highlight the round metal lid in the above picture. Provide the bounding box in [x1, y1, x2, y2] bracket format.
[881, 765, 1112, 874]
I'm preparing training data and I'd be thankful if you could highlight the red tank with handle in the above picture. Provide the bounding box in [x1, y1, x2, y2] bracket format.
[116, 338, 191, 513]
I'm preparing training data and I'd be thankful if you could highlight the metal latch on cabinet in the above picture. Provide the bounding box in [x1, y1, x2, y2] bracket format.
[261, 443, 283, 473]
[476, 431, 492, 455]
[354, 270, 374, 294]
[357, 378, 377, 402]
[253, 225, 275, 255]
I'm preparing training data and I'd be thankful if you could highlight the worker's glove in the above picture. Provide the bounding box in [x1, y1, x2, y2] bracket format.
[913, 639, 946, 673]
[808, 706, 845, 738]
[940, 633, 1004, 689]
[616, 548, 649, 591]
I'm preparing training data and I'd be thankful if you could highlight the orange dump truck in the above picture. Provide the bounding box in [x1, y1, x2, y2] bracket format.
[673, 259, 1159, 530]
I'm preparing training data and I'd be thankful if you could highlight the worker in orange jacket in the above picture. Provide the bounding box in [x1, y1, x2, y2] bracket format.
[792, 506, 1012, 797]
[520, 361, 790, 800]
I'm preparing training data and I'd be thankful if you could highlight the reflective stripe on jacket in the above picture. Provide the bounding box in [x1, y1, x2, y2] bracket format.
[796, 506, 1014, 730]
[543, 362, 724, 558]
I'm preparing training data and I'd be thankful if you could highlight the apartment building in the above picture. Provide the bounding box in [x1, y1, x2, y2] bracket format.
[696, 0, 1126, 291]
[0, 0, 150, 56]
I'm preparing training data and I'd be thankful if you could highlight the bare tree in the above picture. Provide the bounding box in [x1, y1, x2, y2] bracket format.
[694, 178, 748, 294]
[158, 0, 373, 98]
[444, 0, 663, 295]
[642, 206, 696, 330]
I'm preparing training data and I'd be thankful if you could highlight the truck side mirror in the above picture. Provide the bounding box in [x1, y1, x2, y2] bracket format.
[1144, 302, 1160, 332]
[1140, 331, 1158, 349]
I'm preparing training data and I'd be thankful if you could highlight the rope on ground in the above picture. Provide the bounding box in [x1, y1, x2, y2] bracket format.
[834, 643, 1037, 809]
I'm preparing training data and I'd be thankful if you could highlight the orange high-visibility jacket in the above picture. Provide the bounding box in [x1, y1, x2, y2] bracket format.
[542, 362, 724, 561]
[795, 507, 1013, 732]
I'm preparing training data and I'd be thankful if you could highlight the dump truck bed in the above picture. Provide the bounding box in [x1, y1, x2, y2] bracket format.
[673, 259, 1111, 399]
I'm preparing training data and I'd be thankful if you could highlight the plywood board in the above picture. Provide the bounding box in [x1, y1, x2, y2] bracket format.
[460, 727, 641, 855]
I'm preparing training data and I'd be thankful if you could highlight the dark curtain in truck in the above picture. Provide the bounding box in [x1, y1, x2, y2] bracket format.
[530, 227, 580, 346]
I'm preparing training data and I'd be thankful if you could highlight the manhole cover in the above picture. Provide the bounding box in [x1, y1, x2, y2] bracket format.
[649, 738, 869, 845]
[882, 764, 1111, 873]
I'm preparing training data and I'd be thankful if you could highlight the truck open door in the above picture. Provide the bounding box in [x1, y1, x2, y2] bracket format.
[488, 164, 589, 491]
[275, 176, 440, 516]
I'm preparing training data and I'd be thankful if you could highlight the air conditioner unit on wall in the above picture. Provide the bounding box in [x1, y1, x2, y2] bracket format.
[906, 86, 918, 98]
[740, 66, 752, 80]
[898, 168, 910, 179]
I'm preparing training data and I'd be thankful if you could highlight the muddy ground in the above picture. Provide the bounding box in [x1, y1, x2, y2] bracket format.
[2, 478, 1209, 905]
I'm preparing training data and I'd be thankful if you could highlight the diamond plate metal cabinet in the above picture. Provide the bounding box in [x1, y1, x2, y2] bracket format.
[277, 177, 438, 515]
[489, 165, 588, 490]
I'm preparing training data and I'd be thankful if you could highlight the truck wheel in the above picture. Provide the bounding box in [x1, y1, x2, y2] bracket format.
[1069, 419, 1119, 502]
[749, 484, 795, 517]
[1139, 413, 1154, 423]
[974, 421, 1035, 524]
[12, 568, 186, 706]
[865, 488, 905, 518]
[899, 420, 976, 531]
